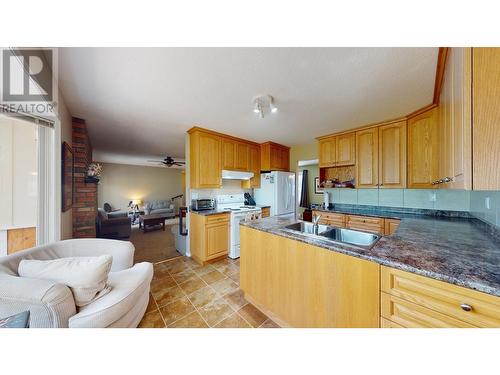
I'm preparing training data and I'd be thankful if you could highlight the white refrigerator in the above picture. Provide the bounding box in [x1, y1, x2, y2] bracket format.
[254, 171, 296, 216]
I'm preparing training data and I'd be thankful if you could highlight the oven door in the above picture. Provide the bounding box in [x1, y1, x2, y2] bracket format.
[231, 213, 247, 248]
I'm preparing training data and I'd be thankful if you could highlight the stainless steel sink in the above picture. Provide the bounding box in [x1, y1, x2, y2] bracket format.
[284, 222, 330, 235]
[319, 227, 380, 249]
[284, 222, 380, 249]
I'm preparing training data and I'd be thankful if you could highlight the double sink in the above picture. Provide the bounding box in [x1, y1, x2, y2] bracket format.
[284, 221, 380, 249]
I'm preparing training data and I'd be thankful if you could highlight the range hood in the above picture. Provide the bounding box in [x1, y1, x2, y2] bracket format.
[222, 170, 254, 180]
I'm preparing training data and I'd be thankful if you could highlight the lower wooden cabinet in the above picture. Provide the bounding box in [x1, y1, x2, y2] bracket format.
[189, 212, 230, 264]
[345, 215, 385, 234]
[384, 219, 400, 235]
[240, 226, 380, 327]
[381, 266, 500, 328]
[312, 210, 346, 227]
[261, 207, 270, 218]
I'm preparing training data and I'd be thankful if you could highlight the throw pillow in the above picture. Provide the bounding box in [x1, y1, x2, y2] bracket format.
[18, 255, 113, 307]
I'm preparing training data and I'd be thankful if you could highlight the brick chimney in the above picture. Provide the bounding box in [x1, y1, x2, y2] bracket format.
[72, 117, 97, 238]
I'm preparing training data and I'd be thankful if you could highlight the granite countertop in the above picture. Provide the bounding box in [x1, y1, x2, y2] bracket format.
[190, 209, 230, 216]
[240, 210, 500, 297]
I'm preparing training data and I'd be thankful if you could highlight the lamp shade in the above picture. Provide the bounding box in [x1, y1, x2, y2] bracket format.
[131, 199, 143, 206]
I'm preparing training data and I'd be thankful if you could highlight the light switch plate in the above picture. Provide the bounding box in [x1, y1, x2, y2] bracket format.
[485, 197, 490, 210]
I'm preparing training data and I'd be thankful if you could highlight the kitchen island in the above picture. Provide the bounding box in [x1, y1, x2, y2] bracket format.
[239, 211, 500, 328]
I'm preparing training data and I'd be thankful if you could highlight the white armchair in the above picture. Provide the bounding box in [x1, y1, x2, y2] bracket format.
[0, 239, 153, 328]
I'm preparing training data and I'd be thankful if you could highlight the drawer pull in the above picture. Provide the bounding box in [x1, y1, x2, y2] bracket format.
[460, 303, 473, 312]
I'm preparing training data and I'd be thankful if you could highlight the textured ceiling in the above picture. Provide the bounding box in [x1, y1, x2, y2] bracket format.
[58, 47, 438, 160]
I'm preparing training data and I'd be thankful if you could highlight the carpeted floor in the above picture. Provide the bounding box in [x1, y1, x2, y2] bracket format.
[129, 224, 182, 264]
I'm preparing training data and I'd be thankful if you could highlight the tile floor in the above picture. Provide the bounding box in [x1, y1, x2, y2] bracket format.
[138, 256, 279, 328]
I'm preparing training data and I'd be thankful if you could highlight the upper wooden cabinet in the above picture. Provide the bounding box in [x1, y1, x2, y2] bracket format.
[235, 142, 249, 171]
[379, 121, 407, 188]
[261, 142, 290, 171]
[242, 144, 261, 189]
[472, 48, 500, 190]
[407, 107, 439, 189]
[318, 133, 355, 167]
[222, 138, 236, 170]
[189, 129, 222, 189]
[356, 128, 379, 188]
[336, 133, 356, 166]
[319, 137, 336, 167]
[438, 48, 472, 190]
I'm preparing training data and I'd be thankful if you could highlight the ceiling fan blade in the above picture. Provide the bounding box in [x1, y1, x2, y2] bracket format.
[147, 159, 163, 162]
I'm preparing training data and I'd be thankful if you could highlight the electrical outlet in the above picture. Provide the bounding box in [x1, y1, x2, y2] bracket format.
[485, 197, 490, 210]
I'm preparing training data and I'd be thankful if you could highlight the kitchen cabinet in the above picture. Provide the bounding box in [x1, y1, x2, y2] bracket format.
[318, 137, 336, 167]
[378, 121, 407, 188]
[312, 210, 345, 227]
[381, 266, 500, 327]
[189, 129, 222, 189]
[384, 219, 400, 235]
[472, 47, 500, 190]
[318, 133, 355, 167]
[438, 48, 472, 190]
[235, 142, 249, 171]
[222, 138, 236, 170]
[345, 215, 385, 235]
[189, 212, 230, 264]
[260, 142, 290, 171]
[240, 225, 380, 327]
[355, 128, 379, 188]
[336, 133, 356, 166]
[407, 107, 439, 188]
[242, 144, 261, 188]
[261, 207, 270, 218]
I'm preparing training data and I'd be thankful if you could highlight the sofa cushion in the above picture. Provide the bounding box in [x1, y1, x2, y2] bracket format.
[18, 255, 113, 307]
[98, 208, 109, 220]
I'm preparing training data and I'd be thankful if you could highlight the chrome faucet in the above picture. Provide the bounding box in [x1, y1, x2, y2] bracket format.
[312, 214, 320, 234]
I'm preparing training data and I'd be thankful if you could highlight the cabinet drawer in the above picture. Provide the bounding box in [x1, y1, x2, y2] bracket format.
[206, 214, 229, 224]
[346, 215, 384, 234]
[312, 211, 346, 227]
[381, 293, 475, 328]
[381, 266, 500, 327]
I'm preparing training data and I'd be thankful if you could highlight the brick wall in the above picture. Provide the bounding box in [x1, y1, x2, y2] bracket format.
[72, 117, 97, 238]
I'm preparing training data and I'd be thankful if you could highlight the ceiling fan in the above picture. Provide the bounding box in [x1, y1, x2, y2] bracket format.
[147, 156, 186, 167]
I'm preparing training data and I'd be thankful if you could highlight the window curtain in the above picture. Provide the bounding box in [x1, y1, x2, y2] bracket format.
[299, 170, 310, 208]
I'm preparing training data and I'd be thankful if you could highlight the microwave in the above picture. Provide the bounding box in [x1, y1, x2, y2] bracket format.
[191, 198, 215, 211]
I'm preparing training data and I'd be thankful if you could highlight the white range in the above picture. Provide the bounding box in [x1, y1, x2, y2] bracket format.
[216, 194, 262, 259]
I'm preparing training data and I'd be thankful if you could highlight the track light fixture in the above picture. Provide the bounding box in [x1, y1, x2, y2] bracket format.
[252, 94, 278, 118]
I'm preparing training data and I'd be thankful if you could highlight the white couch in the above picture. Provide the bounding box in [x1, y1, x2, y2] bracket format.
[0, 239, 153, 328]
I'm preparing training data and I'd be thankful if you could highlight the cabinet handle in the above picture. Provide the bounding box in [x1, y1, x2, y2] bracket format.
[460, 303, 473, 312]
[442, 176, 453, 183]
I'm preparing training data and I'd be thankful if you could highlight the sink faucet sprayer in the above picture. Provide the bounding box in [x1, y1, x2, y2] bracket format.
[312, 214, 320, 234]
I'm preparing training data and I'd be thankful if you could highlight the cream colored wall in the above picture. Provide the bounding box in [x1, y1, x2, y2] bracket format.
[97, 163, 183, 210]
[289, 143, 318, 172]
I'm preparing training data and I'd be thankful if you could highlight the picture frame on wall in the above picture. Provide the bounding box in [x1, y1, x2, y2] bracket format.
[314, 177, 323, 194]
[62, 142, 74, 212]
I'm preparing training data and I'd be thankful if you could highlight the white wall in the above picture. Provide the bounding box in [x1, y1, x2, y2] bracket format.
[97, 162, 183, 210]
[0, 116, 38, 229]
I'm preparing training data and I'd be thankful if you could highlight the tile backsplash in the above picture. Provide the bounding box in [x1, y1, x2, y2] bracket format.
[324, 188, 500, 228]
[191, 180, 251, 200]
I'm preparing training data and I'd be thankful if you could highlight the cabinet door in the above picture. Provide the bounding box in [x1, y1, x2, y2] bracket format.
[206, 222, 229, 259]
[198, 133, 222, 188]
[356, 128, 379, 188]
[407, 108, 439, 188]
[472, 47, 500, 190]
[379, 121, 407, 188]
[280, 146, 289, 171]
[242, 145, 261, 188]
[319, 137, 336, 167]
[438, 48, 472, 190]
[336, 133, 356, 166]
[222, 138, 236, 170]
[236, 142, 249, 171]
